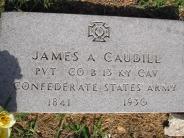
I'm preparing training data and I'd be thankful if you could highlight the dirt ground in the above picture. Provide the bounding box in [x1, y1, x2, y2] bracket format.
[81, 0, 137, 6]
[11, 113, 169, 138]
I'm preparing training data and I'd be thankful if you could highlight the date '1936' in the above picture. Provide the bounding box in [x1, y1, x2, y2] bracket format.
[123, 98, 147, 106]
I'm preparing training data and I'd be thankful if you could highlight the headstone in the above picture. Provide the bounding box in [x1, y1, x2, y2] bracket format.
[0, 12, 184, 112]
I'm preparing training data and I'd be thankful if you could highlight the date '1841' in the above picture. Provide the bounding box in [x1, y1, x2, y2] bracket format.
[48, 98, 70, 107]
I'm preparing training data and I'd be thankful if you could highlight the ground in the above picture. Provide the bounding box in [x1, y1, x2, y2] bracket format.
[11, 113, 168, 138]
[0, 0, 184, 137]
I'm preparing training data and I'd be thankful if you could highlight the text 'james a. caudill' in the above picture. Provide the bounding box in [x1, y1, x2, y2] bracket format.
[31, 51, 161, 64]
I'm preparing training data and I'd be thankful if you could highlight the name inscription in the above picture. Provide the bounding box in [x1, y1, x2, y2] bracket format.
[14, 50, 176, 110]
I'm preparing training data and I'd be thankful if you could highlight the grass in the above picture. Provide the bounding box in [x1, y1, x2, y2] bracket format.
[10, 113, 168, 137]
[138, 0, 184, 8]
[11, 113, 38, 138]
[11, 113, 106, 138]
[0, 0, 4, 14]
[3, 0, 183, 8]
[3, 0, 184, 10]
[2, 0, 183, 20]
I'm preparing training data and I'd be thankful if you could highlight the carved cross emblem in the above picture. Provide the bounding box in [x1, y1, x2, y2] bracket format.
[88, 22, 110, 42]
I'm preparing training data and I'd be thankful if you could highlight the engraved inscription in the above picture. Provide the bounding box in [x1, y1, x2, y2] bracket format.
[14, 51, 176, 95]
[48, 98, 70, 107]
[88, 22, 110, 42]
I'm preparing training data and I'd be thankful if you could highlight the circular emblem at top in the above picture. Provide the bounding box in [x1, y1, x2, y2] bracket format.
[88, 22, 110, 42]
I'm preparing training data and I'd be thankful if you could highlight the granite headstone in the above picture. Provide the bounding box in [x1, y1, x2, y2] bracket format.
[0, 12, 184, 112]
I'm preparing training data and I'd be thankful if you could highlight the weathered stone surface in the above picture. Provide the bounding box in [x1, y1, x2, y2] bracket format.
[165, 114, 184, 136]
[0, 12, 184, 112]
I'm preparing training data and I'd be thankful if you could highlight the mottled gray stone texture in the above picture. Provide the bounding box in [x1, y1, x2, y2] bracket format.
[0, 12, 184, 113]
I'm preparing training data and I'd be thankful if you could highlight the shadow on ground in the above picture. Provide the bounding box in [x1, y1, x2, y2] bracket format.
[5, 1, 179, 20]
